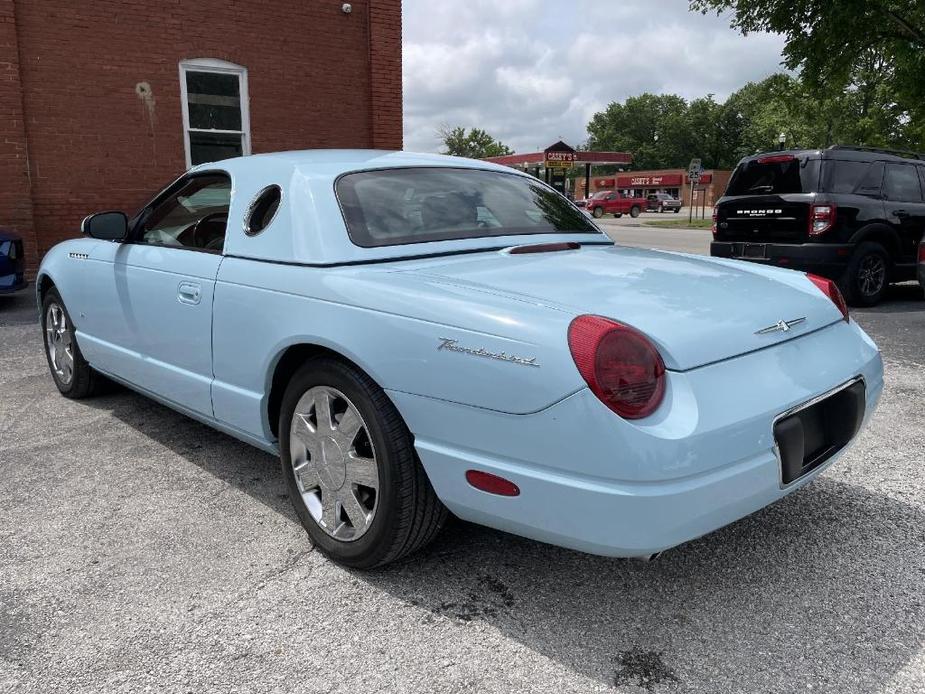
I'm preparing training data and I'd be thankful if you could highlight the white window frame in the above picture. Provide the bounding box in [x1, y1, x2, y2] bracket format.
[179, 58, 251, 168]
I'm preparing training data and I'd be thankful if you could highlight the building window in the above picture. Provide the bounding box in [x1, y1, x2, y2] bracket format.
[179, 59, 250, 168]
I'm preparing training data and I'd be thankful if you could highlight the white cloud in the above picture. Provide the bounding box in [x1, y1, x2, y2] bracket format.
[402, 0, 787, 153]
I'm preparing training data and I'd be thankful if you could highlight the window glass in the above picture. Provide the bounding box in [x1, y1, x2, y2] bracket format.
[189, 132, 243, 166]
[186, 71, 242, 130]
[884, 163, 923, 202]
[855, 161, 884, 197]
[140, 175, 231, 252]
[822, 160, 870, 193]
[181, 62, 249, 167]
[337, 168, 598, 248]
[245, 185, 282, 236]
[726, 156, 821, 195]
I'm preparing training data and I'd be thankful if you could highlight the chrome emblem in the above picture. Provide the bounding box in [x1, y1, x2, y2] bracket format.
[755, 317, 806, 335]
[437, 337, 539, 368]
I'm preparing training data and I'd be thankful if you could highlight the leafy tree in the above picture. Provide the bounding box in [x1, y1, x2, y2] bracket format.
[586, 94, 690, 169]
[438, 126, 513, 158]
[691, 0, 925, 145]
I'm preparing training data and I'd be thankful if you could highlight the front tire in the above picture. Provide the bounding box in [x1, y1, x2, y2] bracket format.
[630, 206, 641, 218]
[279, 357, 447, 569]
[842, 241, 890, 307]
[673, 207, 680, 213]
[592, 207, 603, 219]
[42, 288, 100, 398]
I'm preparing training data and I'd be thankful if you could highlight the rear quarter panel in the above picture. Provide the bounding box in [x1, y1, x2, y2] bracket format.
[211, 257, 586, 441]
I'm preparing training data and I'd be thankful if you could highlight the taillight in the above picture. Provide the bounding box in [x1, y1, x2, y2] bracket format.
[806, 273, 849, 322]
[711, 209, 718, 236]
[918, 243, 925, 263]
[809, 203, 836, 236]
[568, 315, 666, 419]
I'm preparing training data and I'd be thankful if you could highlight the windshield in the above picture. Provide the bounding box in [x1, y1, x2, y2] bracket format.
[726, 156, 821, 196]
[337, 167, 598, 247]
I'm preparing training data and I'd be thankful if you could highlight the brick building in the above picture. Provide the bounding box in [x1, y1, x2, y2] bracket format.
[0, 0, 403, 274]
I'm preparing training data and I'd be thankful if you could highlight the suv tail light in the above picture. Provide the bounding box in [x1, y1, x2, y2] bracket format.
[711, 209, 718, 236]
[918, 243, 925, 263]
[807, 273, 849, 322]
[568, 315, 666, 419]
[809, 203, 836, 236]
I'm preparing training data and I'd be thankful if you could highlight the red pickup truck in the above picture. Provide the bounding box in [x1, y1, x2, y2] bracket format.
[585, 190, 645, 219]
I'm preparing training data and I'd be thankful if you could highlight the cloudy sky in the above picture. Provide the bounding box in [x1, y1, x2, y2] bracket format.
[402, 0, 786, 153]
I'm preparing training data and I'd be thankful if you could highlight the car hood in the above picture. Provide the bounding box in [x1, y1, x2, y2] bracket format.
[399, 244, 843, 371]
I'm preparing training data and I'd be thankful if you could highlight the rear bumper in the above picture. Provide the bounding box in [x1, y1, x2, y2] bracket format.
[391, 319, 883, 557]
[711, 241, 853, 280]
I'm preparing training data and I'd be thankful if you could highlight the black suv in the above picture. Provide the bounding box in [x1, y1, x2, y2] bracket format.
[711, 145, 925, 306]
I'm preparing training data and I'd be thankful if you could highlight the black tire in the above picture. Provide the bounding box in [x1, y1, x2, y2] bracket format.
[630, 206, 641, 218]
[279, 357, 447, 569]
[41, 288, 100, 398]
[592, 206, 603, 219]
[613, 213, 623, 219]
[673, 207, 680, 214]
[841, 241, 890, 307]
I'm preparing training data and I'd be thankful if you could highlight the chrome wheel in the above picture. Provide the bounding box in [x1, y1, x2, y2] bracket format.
[289, 386, 379, 541]
[45, 303, 74, 386]
[858, 254, 886, 297]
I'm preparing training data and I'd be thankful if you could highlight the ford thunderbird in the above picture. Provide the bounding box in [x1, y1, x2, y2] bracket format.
[37, 150, 883, 568]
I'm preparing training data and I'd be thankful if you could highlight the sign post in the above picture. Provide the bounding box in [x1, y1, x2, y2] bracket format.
[687, 158, 703, 225]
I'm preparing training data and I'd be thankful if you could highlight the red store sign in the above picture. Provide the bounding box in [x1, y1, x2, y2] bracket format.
[616, 174, 683, 188]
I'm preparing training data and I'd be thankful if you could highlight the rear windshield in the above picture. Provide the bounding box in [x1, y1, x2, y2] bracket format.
[726, 156, 821, 196]
[336, 167, 597, 247]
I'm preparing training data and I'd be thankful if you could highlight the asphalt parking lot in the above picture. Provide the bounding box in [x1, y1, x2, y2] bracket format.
[2, 231, 924, 694]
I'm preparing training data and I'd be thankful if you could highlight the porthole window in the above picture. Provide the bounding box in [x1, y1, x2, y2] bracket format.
[244, 185, 282, 236]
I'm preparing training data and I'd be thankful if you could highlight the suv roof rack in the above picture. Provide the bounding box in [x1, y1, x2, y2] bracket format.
[827, 144, 925, 161]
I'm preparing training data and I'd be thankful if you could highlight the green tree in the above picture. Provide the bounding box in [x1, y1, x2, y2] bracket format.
[586, 93, 690, 169]
[438, 126, 513, 158]
[691, 0, 925, 147]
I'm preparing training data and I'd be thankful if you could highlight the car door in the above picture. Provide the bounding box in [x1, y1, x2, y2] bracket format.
[882, 162, 925, 262]
[111, 172, 231, 416]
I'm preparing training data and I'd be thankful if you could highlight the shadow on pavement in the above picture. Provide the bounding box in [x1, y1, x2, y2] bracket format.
[84, 386, 925, 693]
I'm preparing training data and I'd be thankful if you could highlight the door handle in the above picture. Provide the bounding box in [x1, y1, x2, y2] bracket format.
[893, 209, 909, 218]
[177, 281, 202, 305]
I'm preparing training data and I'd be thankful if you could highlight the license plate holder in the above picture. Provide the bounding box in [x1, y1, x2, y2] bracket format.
[742, 243, 766, 259]
[774, 380, 866, 485]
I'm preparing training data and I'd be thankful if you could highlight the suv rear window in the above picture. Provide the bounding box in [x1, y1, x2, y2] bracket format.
[726, 156, 821, 196]
[337, 167, 597, 247]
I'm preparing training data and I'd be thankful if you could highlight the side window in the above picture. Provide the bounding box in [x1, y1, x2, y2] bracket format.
[855, 161, 884, 198]
[883, 163, 923, 202]
[244, 185, 282, 236]
[824, 160, 869, 194]
[139, 175, 231, 252]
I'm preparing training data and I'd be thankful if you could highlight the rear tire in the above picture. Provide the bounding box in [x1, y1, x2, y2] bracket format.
[630, 206, 641, 218]
[41, 288, 100, 398]
[841, 241, 890, 307]
[592, 207, 603, 219]
[279, 357, 447, 569]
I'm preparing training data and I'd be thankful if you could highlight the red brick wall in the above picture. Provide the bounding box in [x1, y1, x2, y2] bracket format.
[0, 0, 404, 273]
[368, 0, 403, 149]
[0, 0, 38, 270]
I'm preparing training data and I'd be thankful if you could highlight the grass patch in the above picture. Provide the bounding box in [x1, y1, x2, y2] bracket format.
[643, 218, 713, 229]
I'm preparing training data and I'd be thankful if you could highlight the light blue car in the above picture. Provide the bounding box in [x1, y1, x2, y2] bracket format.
[37, 150, 883, 568]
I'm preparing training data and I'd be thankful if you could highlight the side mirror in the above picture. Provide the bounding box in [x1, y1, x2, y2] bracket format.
[81, 211, 128, 241]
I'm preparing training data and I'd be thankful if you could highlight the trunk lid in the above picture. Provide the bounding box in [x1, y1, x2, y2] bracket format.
[399, 244, 842, 371]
